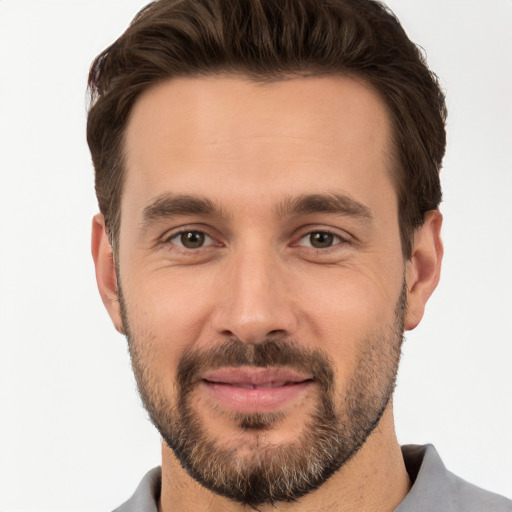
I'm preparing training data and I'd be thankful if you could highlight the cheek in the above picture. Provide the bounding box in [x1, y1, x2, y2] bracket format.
[124, 267, 215, 337]
[121, 285, 185, 389]
[294, 269, 402, 379]
[297, 264, 400, 331]
[120, 266, 224, 395]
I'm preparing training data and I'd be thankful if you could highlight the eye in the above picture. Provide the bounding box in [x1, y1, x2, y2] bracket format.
[297, 231, 343, 249]
[169, 230, 214, 249]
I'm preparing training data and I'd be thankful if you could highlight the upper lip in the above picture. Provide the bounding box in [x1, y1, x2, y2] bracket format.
[201, 367, 313, 388]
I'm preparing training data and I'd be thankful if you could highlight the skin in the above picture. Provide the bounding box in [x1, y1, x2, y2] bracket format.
[92, 75, 443, 511]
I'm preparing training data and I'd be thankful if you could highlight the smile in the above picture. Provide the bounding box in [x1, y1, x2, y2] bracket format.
[200, 367, 314, 413]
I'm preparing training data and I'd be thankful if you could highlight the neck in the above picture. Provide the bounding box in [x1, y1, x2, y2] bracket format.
[159, 403, 410, 512]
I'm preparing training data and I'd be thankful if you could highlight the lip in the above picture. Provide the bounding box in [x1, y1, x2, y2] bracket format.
[200, 367, 314, 413]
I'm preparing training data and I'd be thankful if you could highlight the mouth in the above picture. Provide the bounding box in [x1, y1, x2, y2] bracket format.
[200, 367, 314, 413]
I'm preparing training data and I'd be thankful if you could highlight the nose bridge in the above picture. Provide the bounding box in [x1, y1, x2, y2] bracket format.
[213, 237, 296, 343]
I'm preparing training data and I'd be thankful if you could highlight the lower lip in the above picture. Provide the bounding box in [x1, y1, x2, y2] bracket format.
[202, 380, 313, 413]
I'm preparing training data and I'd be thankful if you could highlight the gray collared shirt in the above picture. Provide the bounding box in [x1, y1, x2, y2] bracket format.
[113, 444, 512, 511]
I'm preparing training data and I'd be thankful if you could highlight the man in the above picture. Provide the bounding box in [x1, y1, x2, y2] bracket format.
[87, 0, 511, 510]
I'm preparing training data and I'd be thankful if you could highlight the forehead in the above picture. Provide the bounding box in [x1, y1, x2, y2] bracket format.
[122, 75, 395, 219]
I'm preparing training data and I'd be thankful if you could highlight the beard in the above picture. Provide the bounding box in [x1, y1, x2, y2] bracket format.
[120, 284, 406, 508]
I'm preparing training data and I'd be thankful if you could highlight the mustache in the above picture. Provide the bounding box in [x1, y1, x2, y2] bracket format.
[177, 338, 335, 393]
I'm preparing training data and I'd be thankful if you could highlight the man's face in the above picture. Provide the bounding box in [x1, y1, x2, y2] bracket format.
[104, 76, 417, 505]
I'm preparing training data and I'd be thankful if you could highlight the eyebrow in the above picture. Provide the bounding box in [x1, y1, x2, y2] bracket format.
[140, 191, 373, 226]
[141, 193, 221, 225]
[275, 193, 373, 222]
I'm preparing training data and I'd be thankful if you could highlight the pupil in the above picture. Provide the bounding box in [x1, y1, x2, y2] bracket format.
[311, 232, 333, 248]
[181, 231, 204, 248]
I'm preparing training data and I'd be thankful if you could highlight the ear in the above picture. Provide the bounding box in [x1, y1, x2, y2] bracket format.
[404, 210, 443, 331]
[91, 213, 125, 334]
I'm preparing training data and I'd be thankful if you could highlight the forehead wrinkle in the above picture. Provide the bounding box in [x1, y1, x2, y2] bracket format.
[274, 193, 373, 223]
[140, 193, 229, 226]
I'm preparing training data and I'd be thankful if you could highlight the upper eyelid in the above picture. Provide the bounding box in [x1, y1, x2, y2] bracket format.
[161, 225, 217, 242]
[299, 230, 343, 240]
[300, 228, 347, 238]
[293, 226, 353, 242]
[168, 230, 213, 240]
[295, 231, 348, 248]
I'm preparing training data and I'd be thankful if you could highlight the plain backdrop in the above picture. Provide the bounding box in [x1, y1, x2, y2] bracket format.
[1, 1, 511, 511]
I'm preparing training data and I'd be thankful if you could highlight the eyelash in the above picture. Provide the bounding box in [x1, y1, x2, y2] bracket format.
[161, 227, 351, 252]
[163, 229, 217, 250]
[296, 230, 347, 248]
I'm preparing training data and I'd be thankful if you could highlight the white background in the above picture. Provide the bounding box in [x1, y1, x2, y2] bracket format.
[0, 1, 511, 510]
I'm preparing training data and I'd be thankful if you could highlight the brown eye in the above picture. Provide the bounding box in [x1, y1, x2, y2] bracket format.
[181, 231, 205, 248]
[170, 231, 212, 249]
[296, 231, 343, 249]
[309, 232, 336, 248]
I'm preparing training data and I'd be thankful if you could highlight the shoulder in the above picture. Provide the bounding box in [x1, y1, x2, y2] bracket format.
[397, 444, 512, 512]
[448, 477, 512, 512]
[112, 466, 161, 512]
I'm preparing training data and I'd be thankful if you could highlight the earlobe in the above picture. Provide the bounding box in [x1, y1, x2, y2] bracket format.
[91, 214, 125, 334]
[404, 210, 443, 331]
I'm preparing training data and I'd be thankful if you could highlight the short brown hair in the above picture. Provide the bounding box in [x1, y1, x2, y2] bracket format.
[87, 0, 446, 258]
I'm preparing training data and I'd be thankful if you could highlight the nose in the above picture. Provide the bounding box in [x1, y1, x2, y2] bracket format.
[210, 243, 298, 344]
